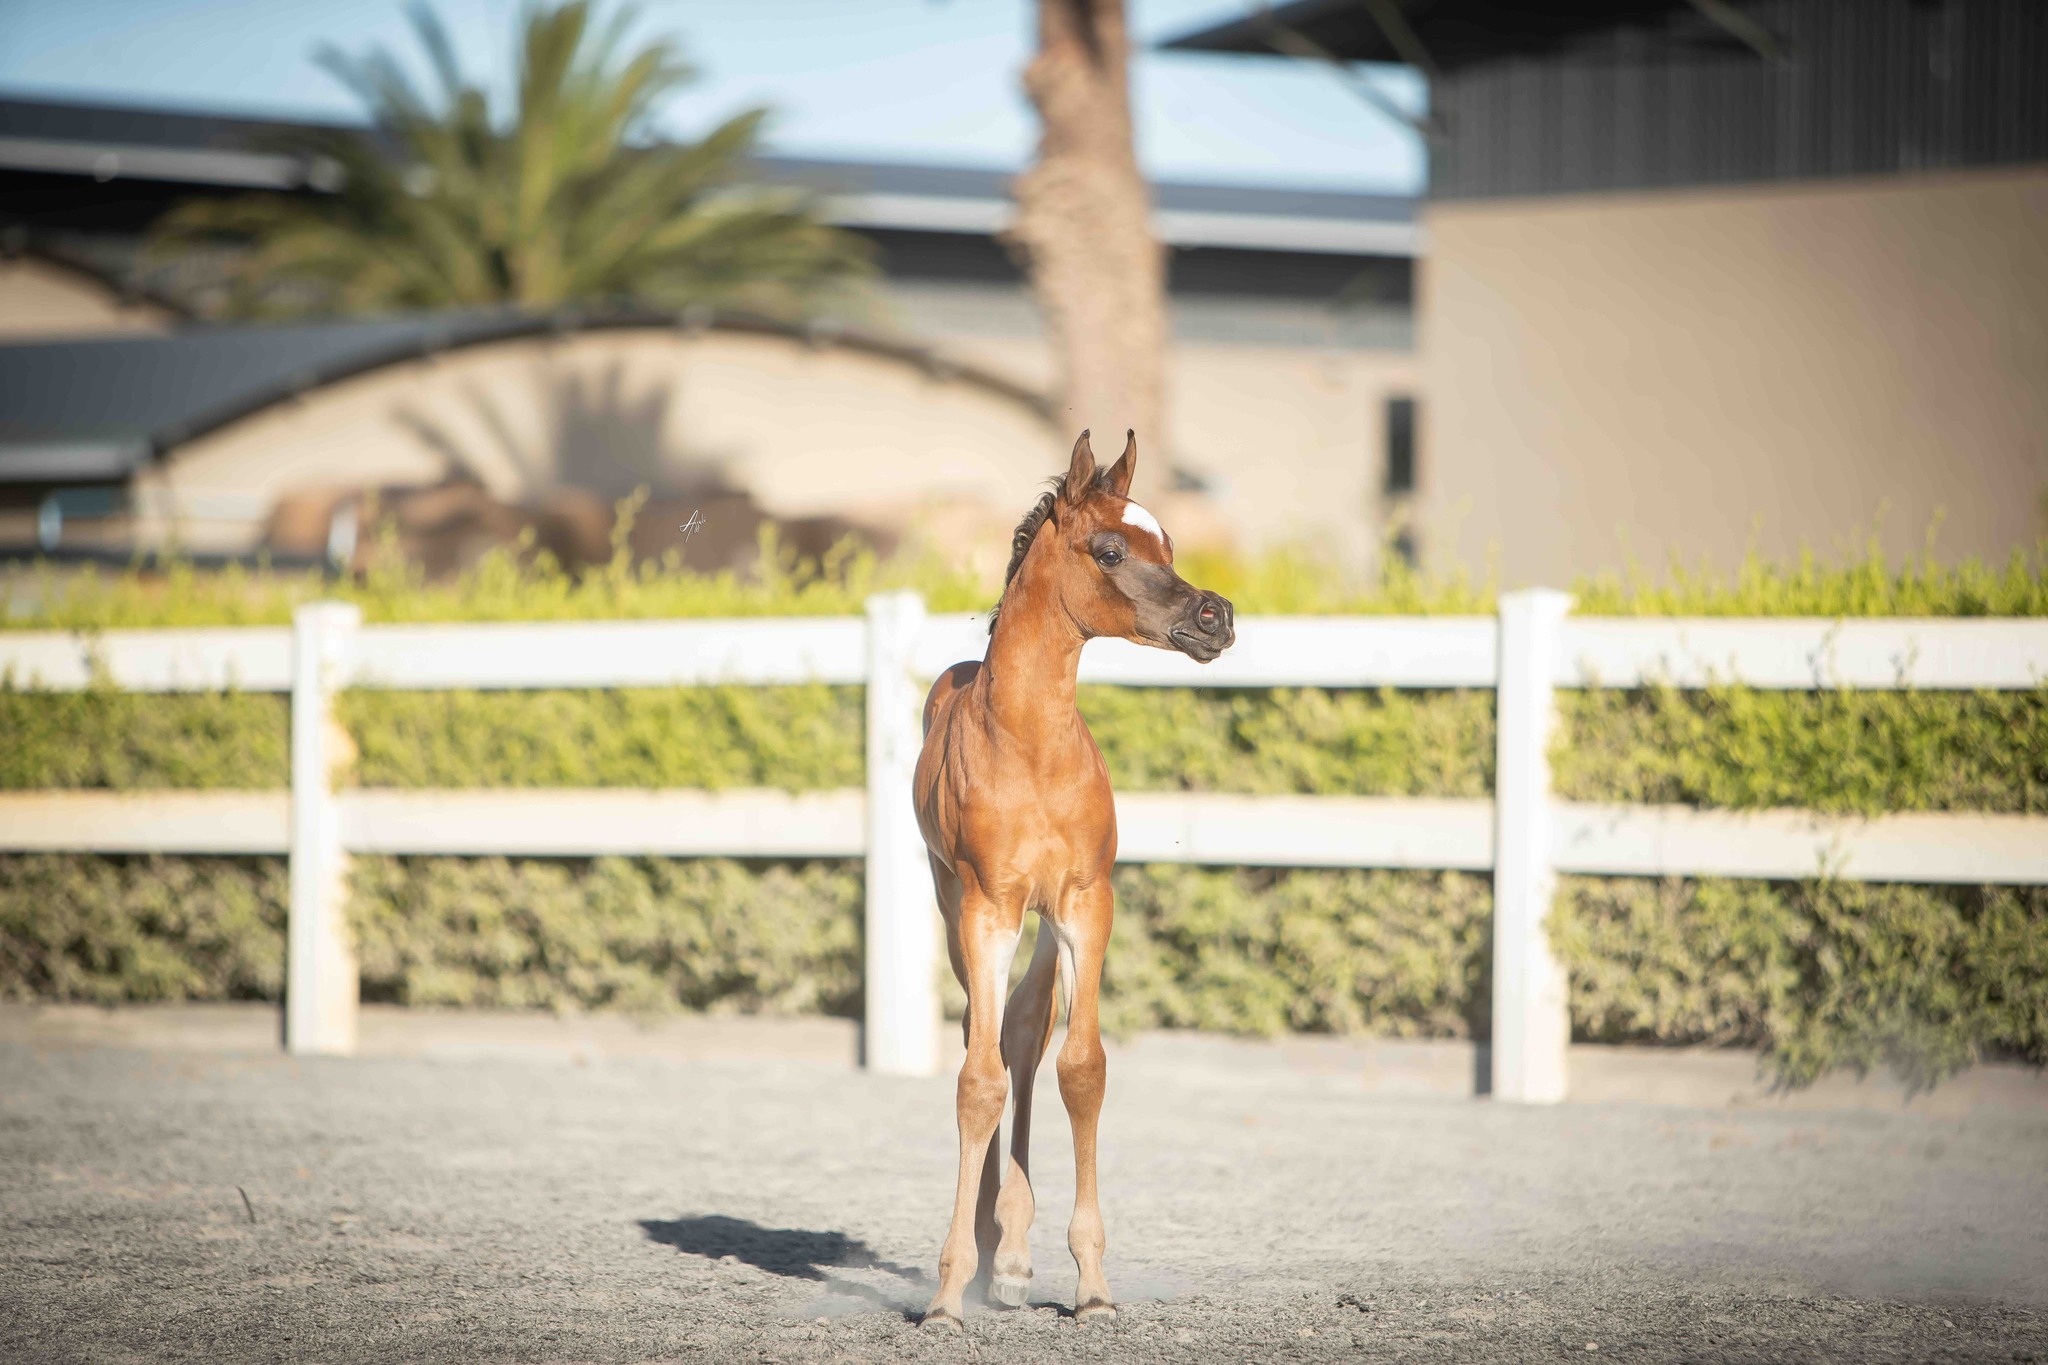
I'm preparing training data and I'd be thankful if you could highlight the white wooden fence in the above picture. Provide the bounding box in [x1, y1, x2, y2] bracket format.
[3, 592, 2045, 1101]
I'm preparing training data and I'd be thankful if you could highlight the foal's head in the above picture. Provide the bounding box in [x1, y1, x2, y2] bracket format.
[995, 430, 1236, 663]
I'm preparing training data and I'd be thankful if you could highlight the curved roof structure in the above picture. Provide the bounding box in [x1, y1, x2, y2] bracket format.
[0, 93, 1418, 258]
[0, 308, 1054, 485]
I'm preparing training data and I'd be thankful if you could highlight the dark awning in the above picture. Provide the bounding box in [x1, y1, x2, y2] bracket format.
[1160, 0, 1694, 70]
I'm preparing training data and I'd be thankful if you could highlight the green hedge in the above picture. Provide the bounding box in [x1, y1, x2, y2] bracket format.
[341, 686, 864, 791]
[1556, 686, 2048, 815]
[1, 687, 289, 790]
[341, 685, 1497, 796]
[7, 529, 2044, 633]
[0, 523, 992, 630]
[1553, 877, 2048, 1090]
[0, 855, 285, 1003]
[0, 685, 1497, 796]
[7, 539, 2045, 807]
[1081, 686, 1493, 797]
[1100, 866, 1492, 1038]
[6, 852, 2040, 1088]
[1, 857, 1494, 1036]
[4, 682, 1499, 799]
[3, 538, 2044, 1086]
[350, 856, 862, 1015]
[11, 683, 2048, 817]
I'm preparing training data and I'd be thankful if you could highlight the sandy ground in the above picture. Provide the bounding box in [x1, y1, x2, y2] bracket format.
[1, 1007, 2045, 1364]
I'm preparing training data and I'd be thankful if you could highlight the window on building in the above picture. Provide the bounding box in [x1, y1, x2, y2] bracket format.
[1382, 395, 1418, 568]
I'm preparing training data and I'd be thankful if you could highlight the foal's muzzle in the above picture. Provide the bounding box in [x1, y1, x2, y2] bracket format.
[1168, 591, 1235, 663]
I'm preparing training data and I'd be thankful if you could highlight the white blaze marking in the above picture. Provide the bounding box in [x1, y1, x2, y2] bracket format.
[1121, 501, 1164, 541]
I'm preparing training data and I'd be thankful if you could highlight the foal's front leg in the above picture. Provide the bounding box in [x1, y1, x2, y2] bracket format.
[923, 897, 1020, 1331]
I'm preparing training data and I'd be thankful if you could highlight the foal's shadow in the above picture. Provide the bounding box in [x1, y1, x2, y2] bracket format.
[639, 1215, 932, 1318]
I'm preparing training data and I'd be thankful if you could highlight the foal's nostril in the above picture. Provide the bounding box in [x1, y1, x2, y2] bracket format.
[1193, 593, 1232, 637]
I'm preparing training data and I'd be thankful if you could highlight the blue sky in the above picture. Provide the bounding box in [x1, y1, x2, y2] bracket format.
[0, 0, 1426, 191]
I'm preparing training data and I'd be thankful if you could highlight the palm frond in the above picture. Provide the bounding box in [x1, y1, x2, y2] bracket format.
[149, 0, 869, 320]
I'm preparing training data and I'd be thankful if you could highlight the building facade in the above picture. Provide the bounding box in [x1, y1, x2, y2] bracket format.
[1171, 0, 2048, 584]
[0, 95, 1420, 575]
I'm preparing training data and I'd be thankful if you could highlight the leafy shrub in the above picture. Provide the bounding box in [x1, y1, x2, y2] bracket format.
[1554, 876, 2048, 1090]
[349, 855, 862, 1016]
[4, 537, 2044, 1087]
[16, 680, 2046, 817]
[1556, 685, 2048, 815]
[1570, 542, 2048, 617]
[8, 532, 2041, 632]
[0, 685, 288, 790]
[1081, 687, 1493, 797]
[7, 537, 2043, 805]
[0, 855, 285, 1002]
[1101, 865, 1493, 1038]
[0, 526, 993, 630]
[9, 538, 2042, 803]
[6, 850, 2042, 1089]
[342, 685, 862, 791]
[3, 682, 1491, 798]
[953, 869, 1491, 1035]
[344, 684, 1493, 797]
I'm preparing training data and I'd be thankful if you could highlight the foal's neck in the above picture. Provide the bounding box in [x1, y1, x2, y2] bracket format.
[982, 571, 1085, 740]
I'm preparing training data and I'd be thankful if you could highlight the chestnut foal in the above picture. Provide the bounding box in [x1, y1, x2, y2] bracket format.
[912, 430, 1235, 1329]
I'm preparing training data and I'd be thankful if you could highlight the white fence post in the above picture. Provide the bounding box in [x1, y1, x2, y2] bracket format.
[863, 592, 940, 1076]
[1492, 588, 1573, 1103]
[287, 601, 360, 1057]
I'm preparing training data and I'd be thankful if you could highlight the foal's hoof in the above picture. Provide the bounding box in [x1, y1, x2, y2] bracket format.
[988, 1275, 1031, 1309]
[920, 1308, 964, 1333]
[1076, 1300, 1117, 1324]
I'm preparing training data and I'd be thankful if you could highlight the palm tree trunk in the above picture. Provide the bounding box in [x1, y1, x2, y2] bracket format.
[1010, 0, 1168, 501]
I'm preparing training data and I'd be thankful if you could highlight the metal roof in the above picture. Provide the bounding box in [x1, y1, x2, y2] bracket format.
[0, 94, 1418, 257]
[1164, 0, 2048, 200]
[1160, 0, 1698, 68]
[749, 154, 1417, 256]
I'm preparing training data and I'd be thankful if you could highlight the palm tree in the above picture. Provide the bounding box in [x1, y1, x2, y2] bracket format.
[152, 2, 870, 319]
[1009, 0, 1167, 501]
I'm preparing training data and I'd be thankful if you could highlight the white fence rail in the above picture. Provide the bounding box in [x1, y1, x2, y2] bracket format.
[4, 594, 2045, 1095]
[10, 788, 2040, 881]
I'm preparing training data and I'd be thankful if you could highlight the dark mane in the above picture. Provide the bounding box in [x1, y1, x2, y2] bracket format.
[989, 489, 1056, 634]
[987, 466, 1116, 634]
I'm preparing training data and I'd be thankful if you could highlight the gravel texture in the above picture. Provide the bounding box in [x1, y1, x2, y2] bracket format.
[2, 1024, 2045, 1364]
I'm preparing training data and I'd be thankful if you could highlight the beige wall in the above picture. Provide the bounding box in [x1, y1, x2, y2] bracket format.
[146, 316, 1418, 572]
[77, 235, 1419, 568]
[143, 328, 1064, 555]
[1419, 166, 2048, 586]
[0, 257, 174, 338]
[939, 331, 1417, 572]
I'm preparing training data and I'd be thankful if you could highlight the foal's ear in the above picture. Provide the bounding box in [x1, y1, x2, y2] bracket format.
[1103, 429, 1137, 499]
[1061, 429, 1096, 504]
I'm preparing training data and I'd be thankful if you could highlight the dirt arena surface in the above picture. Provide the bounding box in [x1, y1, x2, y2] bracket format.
[2, 1010, 2044, 1364]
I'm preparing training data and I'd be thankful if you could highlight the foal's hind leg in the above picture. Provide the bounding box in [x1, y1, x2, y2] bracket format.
[988, 924, 1061, 1308]
[1053, 903, 1115, 1320]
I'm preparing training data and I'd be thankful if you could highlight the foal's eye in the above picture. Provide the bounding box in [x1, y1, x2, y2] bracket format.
[1096, 547, 1124, 569]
